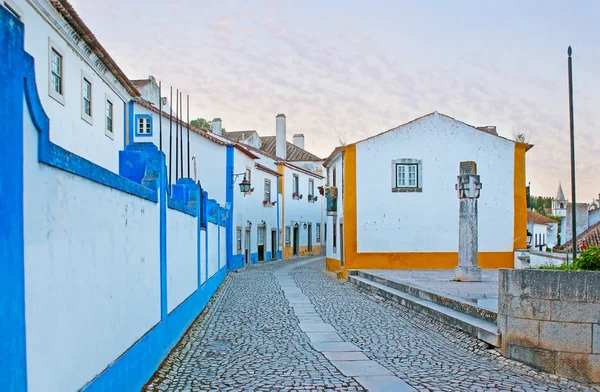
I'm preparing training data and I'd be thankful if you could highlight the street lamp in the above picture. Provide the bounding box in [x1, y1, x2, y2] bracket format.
[233, 172, 251, 193]
[526, 230, 533, 248]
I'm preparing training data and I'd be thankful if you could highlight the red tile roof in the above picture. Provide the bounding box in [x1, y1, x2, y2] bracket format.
[49, 0, 140, 98]
[255, 163, 281, 177]
[528, 212, 558, 225]
[260, 136, 322, 162]
[554, 221, 600, 253]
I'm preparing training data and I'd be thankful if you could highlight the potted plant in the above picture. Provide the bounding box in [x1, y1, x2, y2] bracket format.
[271, 201, 277, 206]
[299, 194, 303, 200]
[318, 186, 324, 196]
[308, 194, 313, 201]
[314, 196, 318, 201]
[263, 200, 268, 206]
[292, 192, 297, 198]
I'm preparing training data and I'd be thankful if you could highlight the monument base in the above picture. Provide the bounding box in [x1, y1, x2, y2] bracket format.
[454, 266, 482, 282]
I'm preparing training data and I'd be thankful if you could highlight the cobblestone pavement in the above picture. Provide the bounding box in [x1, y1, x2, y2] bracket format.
[144, 257, 598, 392]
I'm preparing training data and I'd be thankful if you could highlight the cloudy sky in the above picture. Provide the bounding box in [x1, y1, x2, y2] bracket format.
[71, 0, 599, 202]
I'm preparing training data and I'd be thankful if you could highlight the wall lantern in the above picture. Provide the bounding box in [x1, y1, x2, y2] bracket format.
[233, 172, 251, 193]
[303, 223, 307, 229]
[526, 230, 533, 247]
[247, 220, 252, 228]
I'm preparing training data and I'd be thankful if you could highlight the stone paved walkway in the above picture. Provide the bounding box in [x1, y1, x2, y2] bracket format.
[143, 257, 597, 392]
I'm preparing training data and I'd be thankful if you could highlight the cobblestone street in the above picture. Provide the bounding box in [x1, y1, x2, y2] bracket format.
[143, 257, 597, 392]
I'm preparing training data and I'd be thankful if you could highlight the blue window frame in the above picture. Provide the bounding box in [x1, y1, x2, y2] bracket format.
[135, 114, 153, 137]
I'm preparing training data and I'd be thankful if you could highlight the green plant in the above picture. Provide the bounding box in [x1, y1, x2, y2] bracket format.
[538, 263, 573, 271]
[572, 246, 600, 271]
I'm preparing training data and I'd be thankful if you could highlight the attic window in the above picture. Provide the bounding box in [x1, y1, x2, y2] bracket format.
[392, 158, 423, 193]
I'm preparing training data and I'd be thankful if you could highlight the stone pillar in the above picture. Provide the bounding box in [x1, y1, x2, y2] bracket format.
[455, 161, 483, 281]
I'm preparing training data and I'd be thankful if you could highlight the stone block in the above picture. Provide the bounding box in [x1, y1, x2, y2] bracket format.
[555, 352, 598, 383]
[594, 324, 600, 354]
[505, 269, 525, 297]
[503, 317, 539, 348]
[498, 294, 510, 316]
[551, 301, 600, 323]
[559, 272, 587, 301]
[509, 345, 556, 374]
[498, 269, 509, 295]
[510, 297, 551, 320]
[586, 272, 600, 303]
[539, 321, 592, 353]
[523, 270, 559, 299]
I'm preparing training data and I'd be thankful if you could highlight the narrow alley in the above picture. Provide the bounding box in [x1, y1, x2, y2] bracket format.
[143, 258, 593, 392]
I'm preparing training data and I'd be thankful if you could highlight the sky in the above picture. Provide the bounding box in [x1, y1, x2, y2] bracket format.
[71, 0, 600, 202]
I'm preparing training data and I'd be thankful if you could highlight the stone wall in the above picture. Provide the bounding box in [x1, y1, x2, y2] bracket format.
[498, 269, 600, 383]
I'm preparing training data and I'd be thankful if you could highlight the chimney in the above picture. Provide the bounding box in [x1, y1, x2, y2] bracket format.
[276, 114, 286, 160]
[293, 134, 305, 150]
[212, 118, 222, 135]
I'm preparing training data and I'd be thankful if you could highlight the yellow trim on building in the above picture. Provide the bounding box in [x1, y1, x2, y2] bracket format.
[513, 143, 528, 249]
[325, 143, 516, 275]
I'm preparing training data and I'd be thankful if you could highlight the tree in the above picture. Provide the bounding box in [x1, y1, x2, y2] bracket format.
[190, 118, 211, 132]
[334, 127, 347, 146]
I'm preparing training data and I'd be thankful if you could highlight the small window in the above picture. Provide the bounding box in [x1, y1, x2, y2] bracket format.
[308, 179, 314, 200]
[293, 174, 299, 198]
[392, 159, 422, 193]
[105, 99, 113, 135]
[316, 223, 321, 243]
[333, 218, 337, 253]
[324, 223, 327, 244]
[236, 227, 242, 253]
[264, 179, 271, 202]
[135, 114, 153, 136]
[48, 39, 65, 105]
[332, 167, 337, 187]
[245, 167, 252, 194]
[285, 226, 291, 245]
[81, 71, 93, 125]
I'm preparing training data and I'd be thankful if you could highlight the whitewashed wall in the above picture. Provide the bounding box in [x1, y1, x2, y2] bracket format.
[16, 0, 129, 173]
[132, 102, 227, 202]
[167, 208, 198, 313]
[22, 99, 161, 392]
[529, 250, 568, 268]
[200, 231, 207, 284]
[283, 165, 325, 250]
[219, 226, 226, 269]
[325, 153, 344, 261]
[355, 113, 515, 253]
[232, 150, 280, 260]
[208, 224, 219, 276]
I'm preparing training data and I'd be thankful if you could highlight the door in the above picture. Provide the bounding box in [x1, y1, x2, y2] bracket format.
[258, 226, 265, 262]
[293, 227, 299, 255]
[244, 228, 251, 264]
[307, 224, 313, 253]
[271, 230, 277, 260]
[340, 223, 344, 267]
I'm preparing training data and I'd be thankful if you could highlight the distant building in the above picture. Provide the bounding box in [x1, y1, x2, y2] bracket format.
[551, 183, 567, 217]
[527, 212, 558, 251]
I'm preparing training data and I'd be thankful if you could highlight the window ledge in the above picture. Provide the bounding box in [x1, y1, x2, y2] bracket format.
[392, 187, 422, 193]
[105, 129, 114, 140]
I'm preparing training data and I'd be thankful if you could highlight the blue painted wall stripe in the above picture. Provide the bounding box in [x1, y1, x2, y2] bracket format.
[276, 174, 280, 260]
[0, 8, 28, 391]
[225, 146, 234, 270]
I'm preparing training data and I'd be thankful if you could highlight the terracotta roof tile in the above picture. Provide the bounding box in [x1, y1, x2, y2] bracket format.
[528, 212, 558, 225]
[554, 221, 600, 253]
[260, 136, 322, 162]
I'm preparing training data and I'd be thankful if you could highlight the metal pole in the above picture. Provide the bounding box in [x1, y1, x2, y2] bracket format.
[159, 81, 162, 152]
[180, 91, 184, 179]
[168, 87, 173, 187]
[567, 46, 577, 263]
[175, 88, 179, 182]
[187, 94, 190, 178]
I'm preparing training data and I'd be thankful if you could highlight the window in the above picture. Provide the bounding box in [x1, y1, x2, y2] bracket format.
[324, 223, 327, 244]
[264, 179, 271, 202]
[48, 39, 65, 105]
[392, 158, 423, 192]
[316, 223, 321, 243]
[135, 114, 152, 136]
[245, 167, 252, 194]
[333, 218, 337, 253]
[285, 226, 291, 245]
[308, 179, 314, 201]
[332, 167, 337, 186]
[236, 227, 242, 253]
[81, 71, 93, 124]
[258, 227, 264, 245]
[293, 174, 299, 198]
[105, 99, 113, 137]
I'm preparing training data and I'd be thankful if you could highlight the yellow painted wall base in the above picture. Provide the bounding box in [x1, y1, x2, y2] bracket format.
[343, 251, 513, 270]
[282, 246, 324, 259]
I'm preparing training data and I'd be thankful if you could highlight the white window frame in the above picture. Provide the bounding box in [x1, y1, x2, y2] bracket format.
[48, 38, 65, 106]
[81, 70, 93, 125]
[264, 179, 271, 202]
[3, 1, 23, 19]
[245, 167, 252, 195]
[105, 93, 114, 139]
[308, 179, 314, 200]
[316, 223, 321, 243]
[391, 158, 423, 192]
[236, 227, 242, 254]
[285, 226, 291, 245]
[292, 174, 299, 199]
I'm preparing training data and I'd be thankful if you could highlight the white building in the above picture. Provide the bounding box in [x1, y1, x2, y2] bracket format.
[323, 112, 532, 276]
[551, 183, 567, 217]
[6, 0, 140, 172]
[527, 212, 558, 251]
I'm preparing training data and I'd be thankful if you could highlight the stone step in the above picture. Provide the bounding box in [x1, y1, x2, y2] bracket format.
[347, 275, 500, 347]
[349, 270, 497, 324]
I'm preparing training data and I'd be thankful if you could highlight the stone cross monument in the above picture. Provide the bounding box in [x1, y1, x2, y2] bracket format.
[455, 161, 483, 282]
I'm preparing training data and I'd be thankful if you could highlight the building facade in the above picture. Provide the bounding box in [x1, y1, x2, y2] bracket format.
[527, 212, 558, 251]
[324, 112, 531, 276]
